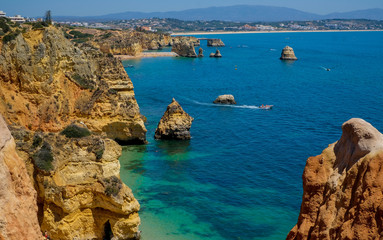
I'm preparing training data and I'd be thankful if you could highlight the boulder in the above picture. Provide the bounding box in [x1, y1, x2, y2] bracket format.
[207, 39, 225, 47]
[280, 46, 297, 60]
[213, 95, 236, 105]
[287, 118, 383, 240]
[198, 48, 204, 57]
[209, 53, 215, 57]
[155, 98, 194, 140]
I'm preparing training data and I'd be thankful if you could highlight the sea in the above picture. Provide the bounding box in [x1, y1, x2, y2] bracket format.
[120, 31, 383, 240]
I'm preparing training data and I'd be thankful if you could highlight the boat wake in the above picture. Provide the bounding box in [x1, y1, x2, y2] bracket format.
[190, 100, 261, 109]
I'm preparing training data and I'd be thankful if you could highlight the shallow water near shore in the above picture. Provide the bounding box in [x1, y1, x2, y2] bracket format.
[119, 31, 383, 240]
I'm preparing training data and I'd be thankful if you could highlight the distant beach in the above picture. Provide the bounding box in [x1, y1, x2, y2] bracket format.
[115, 52, 178, 60]
[172, 29, 383, 36]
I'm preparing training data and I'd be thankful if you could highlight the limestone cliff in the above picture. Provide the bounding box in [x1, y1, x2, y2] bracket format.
[11, 125, 141, 240]
[0, 114, 41, 240]
[207, 39, 225, 47]
[70, 29, 173, 56]
[155, 98, 193, 140]
[171, 37, 198, 58]
[287, 118, 383, 240]
[0, 26, 146, 143]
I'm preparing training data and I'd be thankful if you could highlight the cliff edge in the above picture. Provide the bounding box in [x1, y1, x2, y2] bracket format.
[287, 118, 383, 240]
[0, 114, 41, 240]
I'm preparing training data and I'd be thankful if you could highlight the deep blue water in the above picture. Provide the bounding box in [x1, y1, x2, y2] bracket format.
[119, 31, 383, 240]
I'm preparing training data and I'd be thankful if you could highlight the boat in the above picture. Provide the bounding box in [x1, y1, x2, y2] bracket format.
[259, 105, 273, 110]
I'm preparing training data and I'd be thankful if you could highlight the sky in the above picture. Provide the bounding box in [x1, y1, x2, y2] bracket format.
[1, 0, 383, 17]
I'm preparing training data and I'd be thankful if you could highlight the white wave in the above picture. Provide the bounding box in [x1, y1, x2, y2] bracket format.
[191, 100, 260, 109]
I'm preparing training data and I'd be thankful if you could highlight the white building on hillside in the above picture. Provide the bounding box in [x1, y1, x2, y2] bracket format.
[0, 11, 6, 17]
[9, 15, 25, 23]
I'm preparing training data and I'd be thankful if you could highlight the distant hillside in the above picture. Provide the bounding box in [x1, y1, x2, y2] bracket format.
[54, 5, 383, 22]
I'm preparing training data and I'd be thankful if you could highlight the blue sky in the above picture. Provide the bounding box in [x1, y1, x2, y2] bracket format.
[1, 0, 383, 17]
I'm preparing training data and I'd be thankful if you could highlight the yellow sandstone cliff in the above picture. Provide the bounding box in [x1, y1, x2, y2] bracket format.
[0, 26, 146, 143]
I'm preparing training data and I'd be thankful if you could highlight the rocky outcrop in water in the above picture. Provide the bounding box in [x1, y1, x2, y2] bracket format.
[198, 47, 204, 57]
[213, 95, 236, 104]
[287, 118, 383, 240]
[0, 26, 146, 143]
[171, 37, 198, 58]
[207, 39, 225, 47]
[280, 46, 297, 60]
[155, 98, 194, 140]
[0, 115, 41, 240]
[11, 125, 141, 240]
[171, 36, 200, 47]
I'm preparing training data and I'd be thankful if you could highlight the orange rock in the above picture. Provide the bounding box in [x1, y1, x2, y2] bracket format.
[0, 115, 42, 240]
[287, 118, 383, 240]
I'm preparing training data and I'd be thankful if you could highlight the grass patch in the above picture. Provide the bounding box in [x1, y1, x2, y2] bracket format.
[61, 124, 91, 138]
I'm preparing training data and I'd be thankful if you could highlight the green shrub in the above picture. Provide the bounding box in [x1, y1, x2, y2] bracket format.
[68, 30, 93, 39]
[32, 134, 43, 148]
[2, 30, 20, 44]
[32, 22, 48, 30]
[33, 141, 54, 171]
[61, 124, 91, 138]
[71, 73, 94, 89]
[0, 17, 11, 34]
[103, 176, 122, 196]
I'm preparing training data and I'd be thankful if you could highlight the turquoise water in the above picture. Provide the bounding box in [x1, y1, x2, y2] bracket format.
[119, 32, 383, 240]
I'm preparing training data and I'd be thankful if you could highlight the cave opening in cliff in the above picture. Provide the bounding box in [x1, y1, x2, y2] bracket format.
[103, 220, 113, 240]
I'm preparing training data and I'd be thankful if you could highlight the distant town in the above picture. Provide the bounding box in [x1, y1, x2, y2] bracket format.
[1, 10, 383, 33]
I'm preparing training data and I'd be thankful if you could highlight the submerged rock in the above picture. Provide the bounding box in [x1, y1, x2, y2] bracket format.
[280, 46, 297, 60]
[0, 114, 42, 240]
[198, 47, 204, 57]
[213, 95, 236, 105]
[209, 52, 215, 57]
[287, 118, 383, 240]
[207, 39, 225, 47]
[155, 98, 194, 140]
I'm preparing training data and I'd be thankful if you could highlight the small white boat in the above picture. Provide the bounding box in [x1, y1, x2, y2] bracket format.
[259, 105, 273, 110]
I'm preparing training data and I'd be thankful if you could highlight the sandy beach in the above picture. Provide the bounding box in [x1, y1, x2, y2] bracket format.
[115, 52, 178, 60]
[172, 29, 383, 36]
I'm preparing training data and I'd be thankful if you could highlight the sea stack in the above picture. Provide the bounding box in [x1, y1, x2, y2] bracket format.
[209, 53, 215, 57]
[280, 46, 297, 60]
[171, 37, 198, 58]
[215, 50, 222, 58]
[155, 98, 194, 140]
[287, 118, 383, 240]
[207, 39, 225, 47]
[198, 48, 204, 57]
[213, 95, 236, 104]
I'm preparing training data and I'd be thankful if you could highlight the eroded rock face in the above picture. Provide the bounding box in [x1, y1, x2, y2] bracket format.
[11, 126, 141, 240]
[0, 115, 41, 240]
[171, 37, 198, 58]
[198, 47, 204, 57]
[287, 118, 383, 240]
[207, 39, 225, 47]
[0, 26, 146, 143]
[280, 46, 297, 60]
[154, 98, 194, 140]
[213, 95, 236, 104]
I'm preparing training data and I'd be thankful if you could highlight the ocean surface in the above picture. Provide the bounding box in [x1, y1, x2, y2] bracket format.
[120, 31, 383, 240]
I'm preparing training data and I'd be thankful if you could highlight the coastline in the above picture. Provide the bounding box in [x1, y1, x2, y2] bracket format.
[115, 52, 178, 60]
[172, 29, 383, 36]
